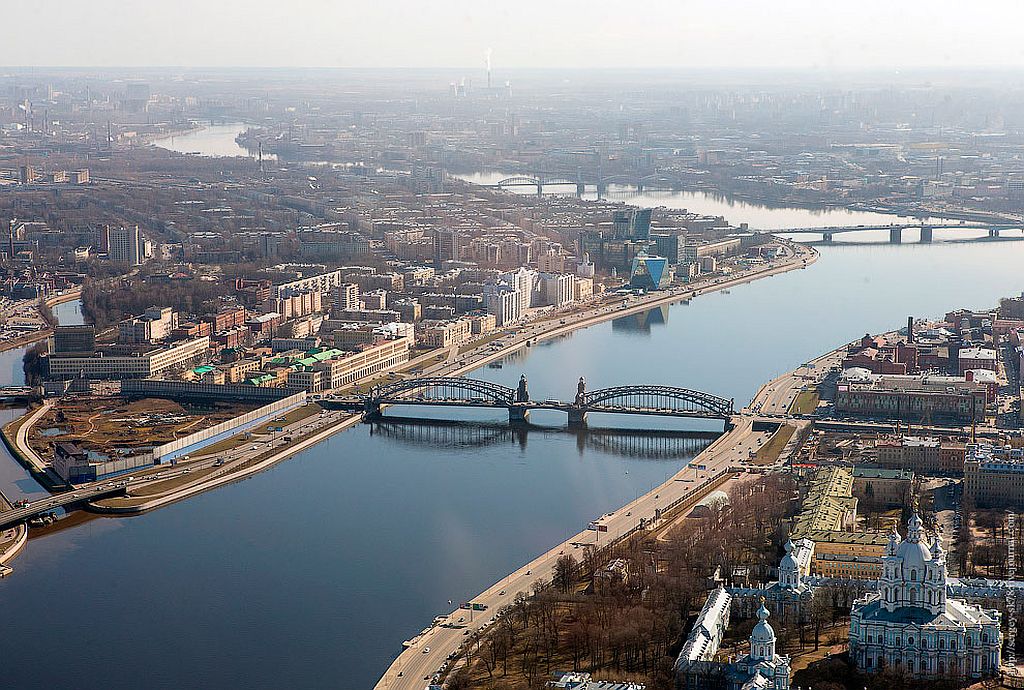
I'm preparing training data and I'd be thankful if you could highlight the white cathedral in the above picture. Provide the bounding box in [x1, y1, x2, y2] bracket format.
[849, 513, 1002, 680]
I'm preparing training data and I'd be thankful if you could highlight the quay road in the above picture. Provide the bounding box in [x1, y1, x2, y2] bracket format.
[0, 242, 813, 565]
[375, 329, 847, 688]
[0, 482, 127, 530]
[104, 241, 816, 518]
[422, 241, 817, 381]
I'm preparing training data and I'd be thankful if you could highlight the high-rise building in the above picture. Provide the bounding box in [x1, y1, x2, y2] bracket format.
[433, 228, 461, 266]
[484, 283, 522, 326]
[336, 283, 361, 312]
[612, 208, 653, 240]
[108, 226, 143, 266]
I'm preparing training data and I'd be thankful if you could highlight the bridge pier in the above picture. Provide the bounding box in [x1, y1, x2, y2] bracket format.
[920, 226, 933, 243]
[889, 227, 903, 244]
[509, 405, 531, 425]
[567, 408, 589, 429]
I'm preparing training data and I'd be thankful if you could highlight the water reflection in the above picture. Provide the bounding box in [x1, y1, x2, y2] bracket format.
[369, 417, 715, 460]
[612, 305, 669, 334]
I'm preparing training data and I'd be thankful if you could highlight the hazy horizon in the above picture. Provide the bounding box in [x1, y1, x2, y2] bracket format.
[5, 0, 1024, 72]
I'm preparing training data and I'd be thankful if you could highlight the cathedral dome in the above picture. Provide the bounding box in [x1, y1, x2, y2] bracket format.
[895, 539, 932, 570]
[751, 601, 776, 645]
[894, 513, 932, 573]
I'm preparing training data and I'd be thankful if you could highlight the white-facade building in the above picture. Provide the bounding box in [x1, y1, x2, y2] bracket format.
[502, 267, 537, 313]
[676, 588, 791, 690]
[539, 272, 575, 307]
[484, 283, 522, 326]
[849, 514, 1001, 680]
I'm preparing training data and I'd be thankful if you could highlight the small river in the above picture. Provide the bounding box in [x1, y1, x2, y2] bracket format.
[0, 196, 1021, 689]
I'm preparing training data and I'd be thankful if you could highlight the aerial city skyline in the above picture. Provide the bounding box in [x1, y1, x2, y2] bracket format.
[1, 4, 1024, 690]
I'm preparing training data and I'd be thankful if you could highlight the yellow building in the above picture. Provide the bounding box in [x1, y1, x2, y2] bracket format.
[796, 529, 891, 579]
[792, 467, 890, 579]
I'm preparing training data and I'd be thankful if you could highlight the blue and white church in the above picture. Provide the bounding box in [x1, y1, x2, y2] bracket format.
[849, 513, 1002, 680]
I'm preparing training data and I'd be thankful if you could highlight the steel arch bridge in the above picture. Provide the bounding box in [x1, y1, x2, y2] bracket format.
[492, 175, 579, 188]
[367, 376, 519, 408]
[579, 385, 734, 419]
[355, 375, 734, 427]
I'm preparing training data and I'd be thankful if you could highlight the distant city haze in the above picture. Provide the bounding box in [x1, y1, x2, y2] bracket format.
[5, 0, 1024, 71]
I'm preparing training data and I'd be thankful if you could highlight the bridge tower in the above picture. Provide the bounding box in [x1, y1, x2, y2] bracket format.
[515, 374, 530, 402]
[889, 227, 903, 244]
[822, 232, 833, 243]
[989, 227, 1001, 238]
[568, 376, 589, 428]
[510, 374, 531, 424]
[364, 392, 382, 419]
[920, 226, 933, 243]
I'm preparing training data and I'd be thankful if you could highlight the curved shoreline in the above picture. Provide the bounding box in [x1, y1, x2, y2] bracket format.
[2, 244, 815, 573]
[90, 243, 817, 516]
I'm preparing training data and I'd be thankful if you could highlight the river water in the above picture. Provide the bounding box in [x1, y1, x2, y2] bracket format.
[0, 196, 1022, 688]
[153, 122, 271, 159]
[0, 299, 83, 503]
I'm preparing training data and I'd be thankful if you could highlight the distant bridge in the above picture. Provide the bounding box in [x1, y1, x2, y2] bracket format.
[329, 375, 734, 428]
[486, 171, 690, 195]
[0, 386, 35, 402]
[774, 222, 1023, 243]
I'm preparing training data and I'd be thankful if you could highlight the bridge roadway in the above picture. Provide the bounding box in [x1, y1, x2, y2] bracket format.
[0, 386, 35, 401]
[374, 346, 849, 688]
[348, 377, 735, 428]
[0, 482, 128, 530]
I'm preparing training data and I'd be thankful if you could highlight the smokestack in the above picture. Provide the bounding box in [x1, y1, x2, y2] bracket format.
[907, 316, 914, 343]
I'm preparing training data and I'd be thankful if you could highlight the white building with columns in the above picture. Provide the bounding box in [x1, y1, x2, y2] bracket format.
[849, 513, 1002, 680]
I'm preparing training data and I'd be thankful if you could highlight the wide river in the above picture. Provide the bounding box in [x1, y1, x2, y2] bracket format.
[0, 189, 1022, 689]
[153, 122, 272, 159]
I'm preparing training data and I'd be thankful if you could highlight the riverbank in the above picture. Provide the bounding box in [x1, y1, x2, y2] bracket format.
[376, 324, 848, 688]
[0, 288, 82, 357]
[71, 242, 817, 518]
[0, 235, 815, 581]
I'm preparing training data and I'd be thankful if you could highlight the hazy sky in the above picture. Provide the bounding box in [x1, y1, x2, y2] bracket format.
[6, 1, 1024, 71]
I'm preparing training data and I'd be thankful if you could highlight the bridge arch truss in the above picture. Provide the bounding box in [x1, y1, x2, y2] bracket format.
[580, 385, 733, 418]
[369, 377, 517, 407]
